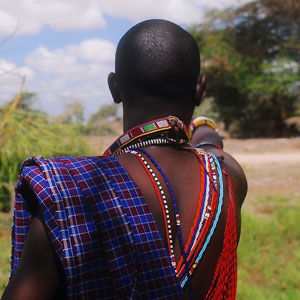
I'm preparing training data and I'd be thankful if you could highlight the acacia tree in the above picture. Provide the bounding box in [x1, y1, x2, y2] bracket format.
[191, 0, 300, 137]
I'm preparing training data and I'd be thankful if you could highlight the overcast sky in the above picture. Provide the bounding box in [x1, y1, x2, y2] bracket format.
[0, 0, 249, 118]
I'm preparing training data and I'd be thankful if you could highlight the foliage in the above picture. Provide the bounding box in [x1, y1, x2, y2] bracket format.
[193, 97, 220, 121]
[55, 101, 85, 125]
[88, 103, 121, 125]
[86, 103, 121, 136]
[191, 0, 300, 137]
[0, 92, 90, 211]
[80, 123, 118, 136]
[0, 212, 11, 293]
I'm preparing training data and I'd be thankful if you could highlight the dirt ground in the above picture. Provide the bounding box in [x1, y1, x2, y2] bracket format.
[223, 137, 300, 212]
[86, 136, 300, 214]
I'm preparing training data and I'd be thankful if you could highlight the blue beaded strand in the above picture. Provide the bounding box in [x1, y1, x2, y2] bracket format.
[180, 152, 223, 288]
[136, 148, 194, 299]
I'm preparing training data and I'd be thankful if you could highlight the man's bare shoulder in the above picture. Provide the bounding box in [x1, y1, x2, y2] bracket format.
[200, 145, 247, 208]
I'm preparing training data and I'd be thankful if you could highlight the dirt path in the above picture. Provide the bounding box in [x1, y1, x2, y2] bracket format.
[223, 138, 300, 212]
[232, 152, 300, 166]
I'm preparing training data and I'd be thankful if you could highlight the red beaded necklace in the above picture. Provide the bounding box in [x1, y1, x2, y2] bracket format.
[103, 116, 190, 156]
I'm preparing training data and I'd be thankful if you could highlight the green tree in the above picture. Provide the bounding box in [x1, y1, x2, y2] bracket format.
[86, 104, 121, 135]
[56, 101, 85, 125]
[191, 0, 300, 137]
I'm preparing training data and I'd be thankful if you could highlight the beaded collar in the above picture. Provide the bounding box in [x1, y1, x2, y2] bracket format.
[103, 116, 190, 156]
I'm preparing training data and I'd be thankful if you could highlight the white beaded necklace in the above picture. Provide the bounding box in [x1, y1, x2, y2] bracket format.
[127, 150, 177, 270]
[115, 137, 172, 156]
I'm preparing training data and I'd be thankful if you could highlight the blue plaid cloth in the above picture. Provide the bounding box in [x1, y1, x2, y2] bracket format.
[12, 156, 183, 299]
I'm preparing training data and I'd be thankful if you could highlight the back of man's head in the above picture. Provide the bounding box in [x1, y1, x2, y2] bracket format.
[115, 19, 200, 106]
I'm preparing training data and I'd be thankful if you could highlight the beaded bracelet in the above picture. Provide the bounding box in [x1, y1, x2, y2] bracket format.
[189, 116, 218, 137]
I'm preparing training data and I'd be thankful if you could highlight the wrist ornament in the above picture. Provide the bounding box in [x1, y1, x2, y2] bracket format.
[189, 116, 218, 137]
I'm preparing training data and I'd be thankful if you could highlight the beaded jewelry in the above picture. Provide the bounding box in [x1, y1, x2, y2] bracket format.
[105, 116, 224, 296]
[189, 116, 218, 138]
[126, 148, 223, 298]
[175, 152, 219, 282]
[180, 152, 223, 288]
[115, 138, 171, 156]
[127, 150, 177, 269]
[127, 148, 195, 299]
[103, 116, 190, 157]
[137, 148, 190, 267]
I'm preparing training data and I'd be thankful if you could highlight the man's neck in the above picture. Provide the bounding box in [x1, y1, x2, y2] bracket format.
[122, 107, 193, 132]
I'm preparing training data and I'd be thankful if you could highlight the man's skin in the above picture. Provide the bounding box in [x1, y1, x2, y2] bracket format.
[2, 20, 247, 300]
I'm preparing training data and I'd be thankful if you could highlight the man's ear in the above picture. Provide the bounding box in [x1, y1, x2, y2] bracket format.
[108, 72, 122, 104]
[195, 75, 207, 106]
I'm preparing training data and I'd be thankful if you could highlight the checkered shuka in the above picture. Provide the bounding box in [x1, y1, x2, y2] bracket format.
[11, 155, 237, 299]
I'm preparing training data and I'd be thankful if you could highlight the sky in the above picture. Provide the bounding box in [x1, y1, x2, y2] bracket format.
[0, 0, 249, 119]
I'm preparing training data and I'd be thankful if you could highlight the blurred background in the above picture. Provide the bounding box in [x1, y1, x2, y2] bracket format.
[0, 0, 299, 299]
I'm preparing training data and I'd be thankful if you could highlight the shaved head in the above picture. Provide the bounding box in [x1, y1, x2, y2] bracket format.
[115, 19, 200, 104]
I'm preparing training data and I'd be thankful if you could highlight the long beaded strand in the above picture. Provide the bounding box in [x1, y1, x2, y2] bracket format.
[136, 148, 194, 299]
[180, 152, 223, 288]
[126, 150, 178, 269]
[123, 146, 222, 291]
[178, 153, 220, 283]
[175, 153, 211, 276]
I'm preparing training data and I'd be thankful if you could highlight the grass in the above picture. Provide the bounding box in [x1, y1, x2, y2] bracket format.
[237, 196, 300, 300]
[0, 213, 12, 294]
[0, 196, 299, 298]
